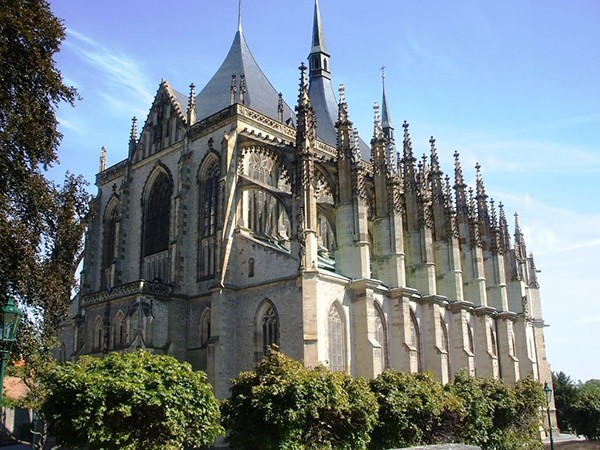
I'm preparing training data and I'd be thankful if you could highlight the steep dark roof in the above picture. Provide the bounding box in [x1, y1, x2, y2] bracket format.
[195, 30, 294, 122]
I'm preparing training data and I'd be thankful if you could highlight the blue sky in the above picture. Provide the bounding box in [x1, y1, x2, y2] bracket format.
[48, 0, 600, 382]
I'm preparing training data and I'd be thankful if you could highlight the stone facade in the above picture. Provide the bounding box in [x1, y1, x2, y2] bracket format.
[60, 1, 554, 406]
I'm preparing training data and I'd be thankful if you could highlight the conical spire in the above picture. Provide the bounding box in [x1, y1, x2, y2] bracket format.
[307, 0, 338, 147]
[381, 66, 393, 130]
[195, 9, 293, 122]
[311, 0, 328, 56]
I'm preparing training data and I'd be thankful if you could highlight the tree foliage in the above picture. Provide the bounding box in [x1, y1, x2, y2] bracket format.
[569, 380, 600, 440]
[369, 370, 459, 449]
[42, 350, 224, 450]
[369, 370, 544, 450]
[552, 371, 578, 432]
[221, 350, 378, 450]
[0, 1, 89, 443]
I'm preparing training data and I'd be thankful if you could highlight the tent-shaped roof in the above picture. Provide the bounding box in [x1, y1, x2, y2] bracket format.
[195, 29, 294, 123]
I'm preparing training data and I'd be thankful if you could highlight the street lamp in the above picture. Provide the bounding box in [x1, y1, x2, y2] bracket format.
[543, 381, 555, 450]
[0, 296, 23, 405]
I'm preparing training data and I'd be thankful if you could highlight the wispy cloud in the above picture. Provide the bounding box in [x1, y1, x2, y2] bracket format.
[57, 117, 85, 135]
[402, 29, 461, 79]
[64, 28, 154, 113]
[444, 138, 600, 174]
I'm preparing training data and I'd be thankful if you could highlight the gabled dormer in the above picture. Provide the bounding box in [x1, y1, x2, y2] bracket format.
[132, 80, 187, 163]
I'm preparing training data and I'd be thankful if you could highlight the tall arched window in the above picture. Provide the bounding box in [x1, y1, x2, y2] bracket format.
[374, 304, 388, 372]
[142, 172, 172, 282]
[113, 310, 125, 348]
[317, 213, 335, 254]
[101, 203, 118, 289]
[93, 317, 104, 352]
[255, 301, 279, 361]
[409, 309, 422, 372]
[200, 308, 211, 347]
[244, 152, 291, 242]
[199, 158, 220, 278]
[143, 173, 172, 257]
[440, 315, 451, 382]
[466, 320, 475, 354]
[328, 304, 346, 372]
[489, 323, 498, 357]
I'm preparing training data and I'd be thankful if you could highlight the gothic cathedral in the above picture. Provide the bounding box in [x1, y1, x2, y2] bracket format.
[61, 1, 552, 399]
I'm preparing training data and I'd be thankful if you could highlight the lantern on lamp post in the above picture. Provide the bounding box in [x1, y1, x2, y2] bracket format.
[0, 296, 23, 406]
[543, 381, 555, 450]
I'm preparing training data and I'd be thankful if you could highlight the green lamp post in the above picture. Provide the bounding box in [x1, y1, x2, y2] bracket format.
[0, 296, 24, 405]
[543, 381, 555, 450]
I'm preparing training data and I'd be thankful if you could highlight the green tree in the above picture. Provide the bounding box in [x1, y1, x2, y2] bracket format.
[570, 380, 600, 440]
[368, 370, 458, 449]
[221, 350, 378, 450]
[552, 371, 578, 432]
[1, 1, 89, 445]
[42, 350, 223, 449]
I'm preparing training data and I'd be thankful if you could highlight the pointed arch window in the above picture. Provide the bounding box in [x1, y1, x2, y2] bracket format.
[440, 315, 451, 381]
[143, 173, 172, 257]
[374, 304, 388, 372]
[199, 158, 220, 278]
[467, 320, 475, 354]
[142, 172, 172, 283]
[409, 309, 422, 372]
[93, 317, 104, 352]
[489, 323, 498, 357]
[244, 152, 291, 242]
[255, 301, 279, 361]
[102, 204, 119, 289]
[328, 304, 346, 372]
[113, 311, 125, 348]
[200, 308, 211, 347]
[317, 213, 335, 254]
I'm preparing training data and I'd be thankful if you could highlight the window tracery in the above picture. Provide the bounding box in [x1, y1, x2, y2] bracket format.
[200, 308, 211, 347]
[328, 304, 345, 372]
[199, 158, 221, 278]
[143, 173, 172, 257]
[374, 304, 388, 371]
[410, 309, 422, 372]
[256, 301, 279, 360]
[102, 203, 118, 289]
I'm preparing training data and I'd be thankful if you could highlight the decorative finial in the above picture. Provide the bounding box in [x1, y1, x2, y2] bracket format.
[339, 84, 346, 104]
[129, 117, 138, 142]
[100, 146, 107, 172]
[475, 162, 487, 199]
[239, 73, 246, 105]
[298, 62, 309, 104]
[187, 84, 196, 124]
[277, 92, 284, 122]
[230, 74, 237, 105]
[373, 101, 382, 138]
[238, 0, 243, 33]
